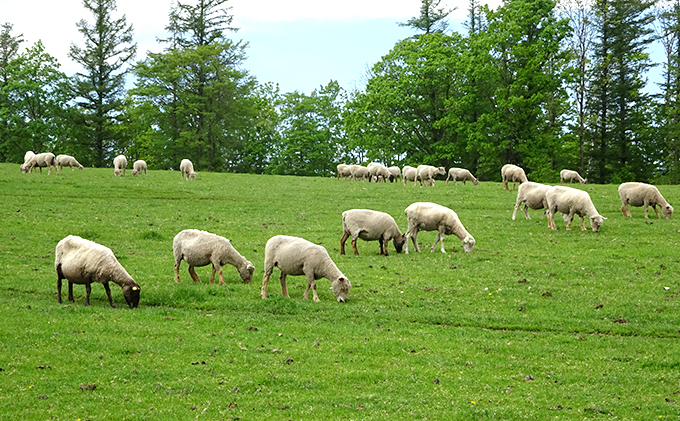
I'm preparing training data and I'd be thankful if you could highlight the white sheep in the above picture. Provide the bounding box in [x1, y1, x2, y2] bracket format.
[113, 155, 127, 176]
[336, 164, 352, 180]
[20, 151, 35, 173]
[56, 154, 84, 171]
[512, 182, 551, 220]
[404, 202, 475, 254]
[132, 160, 147, 176]
[261, 235, 351, 302]
[367, 163, 391, 183]
[340, 209, 405, 256]
[55, 235, 141, 308]
[22, 152, 59, 175]
[618, 182, 674, 219]
[501, 164, 528, 190]
[545, 185, 606, 232]
[560, 169, 586, 185]
[173, 229, 255, 285]
[180, 159, 196, 180]
[402, 165, 417, 186]
[387, 166, 401, 182]
[446, 168, 479, 186]
[349, 164, 369, 181]
[415, 165, 446, 187]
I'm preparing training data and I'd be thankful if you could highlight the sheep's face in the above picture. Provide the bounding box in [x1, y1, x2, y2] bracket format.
[239, 263, 255, 283]
[114, 169, 121, 177]
[663, 204, 674, 219]
[122, 284, 141, 308]
[472, 178, 479, 186]
[20, 164, 28, 174]
[132, 169, 138, 176]
[462, 235, 476, 253]
[331, 276, 351, 303]
[393, 234, 406, 253]
[189, 172, 196, 180]
[590, 215, 606, 232]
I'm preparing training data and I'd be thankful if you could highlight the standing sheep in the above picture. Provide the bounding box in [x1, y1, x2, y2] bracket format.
[261, 235, 351, 302]
[336, 164, 352, 180]
[387, 166, 401, 182]
[113, 155, 127, 176]
[340, 209, 405, 256]
[173, 229, 255, 285]
[367, 163, 391, 183]
[402, 166, 417, 186]
[415, 165, 446, 187]
[512, 182, 551, 220]
[56, 154, 84, 171]
[546, 186, 606, 232]
[501, 164, 528, 190]
[132, 160, 147, 176]
[618, 182, 674, 219]
[20, 151, 35, 173]
[404, 202, 475, 254]
[560, 169, 586, 185]
[22, 152, 59, 175]
[446, 168, 479, 186]
[180, 159, 196, 180]
[349, 164, 369, 181]
[55, 235, 141, 308]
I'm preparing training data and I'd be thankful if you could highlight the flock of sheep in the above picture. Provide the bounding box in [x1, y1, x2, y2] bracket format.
[29, 155, 674, 308]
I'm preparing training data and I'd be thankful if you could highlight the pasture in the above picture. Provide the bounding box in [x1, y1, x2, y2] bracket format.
[0, 163, 679, 420]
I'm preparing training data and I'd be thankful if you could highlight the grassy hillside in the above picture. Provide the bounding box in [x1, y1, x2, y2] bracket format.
[1, 163, 679, 420]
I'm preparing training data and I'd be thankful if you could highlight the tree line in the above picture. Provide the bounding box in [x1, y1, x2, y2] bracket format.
[1, 0, 679, 184]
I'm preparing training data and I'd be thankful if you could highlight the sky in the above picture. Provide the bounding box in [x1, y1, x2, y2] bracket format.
[1, 0, 503, 94]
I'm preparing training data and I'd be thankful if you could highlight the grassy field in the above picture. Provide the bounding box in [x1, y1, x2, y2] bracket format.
[1, 163, 679, 420]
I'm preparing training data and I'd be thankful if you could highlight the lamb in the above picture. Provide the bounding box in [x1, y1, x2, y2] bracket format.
[56, 154, 84, 171]
[340, 209, 405, 256]
[618, 182, 674, 219]
[415, 165, 446, 187]
[20, 151, 35, 173]
[132, 160, 147, 176]
[55, 235, 141, 308]
[501, 164, 528, 190]
[387, 166, 401, 182]
[446, 168, 479, 186]
[261, 235, 351, 302]
[404, 202, 475, 254]
[336, 164, 352, 180]
[173, 229, 255, 285]
[512, 182, 551, 220]
[367, 163, 391, 183]
[545, 185, 606, 232]
[180, 159, 196, 180]
[402, 165, 417, 186]
[22, 152, 59, 175]
[560, 169, 586, 185]
[349, 164, 369, 181]
[113, 155, 127, 176]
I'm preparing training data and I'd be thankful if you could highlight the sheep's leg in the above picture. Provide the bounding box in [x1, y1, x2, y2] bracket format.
[280, 273, 290, 298]
[174, 262, 182, 282]
[644, 202, 650, 219]
[412, 230, 420, 252]
[565, 212, 575, 230]
[523, 204, 531, 220]
[210, 265, 216, 283]
[84, 283, 91, 306]
[621, 205, 630, 217]
[652, 205, 661, 219]
[303, 274, 319, 302]
[381, 238, 389, 256]
[261, 270, 272, 299]
[340, 231, 349, 255]
[68, 281, 75, 302]
[218, 266, 225, 285]
[103, 282, 116, 308]
[547, 212, 557, 230]
[188, 266, 201, 283]
[57, 264, 64, 303]
[351, 238, 359, 255]
[432, 228, 446, 253]
[580, 216, 586, 231]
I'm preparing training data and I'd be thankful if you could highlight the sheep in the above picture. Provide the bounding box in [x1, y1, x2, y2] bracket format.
[132, 160, 147, 176]
[387, 166, 401, 182]
[113, 155, 127, 176]
[173, 229, 255, 285]
[402, 165, 417, 186]
[180, 159, 196, 180]
[367, 162, 391, 183]
[22, 152, 59, 175]
[340, 209, 405, 256]
[20, 151, 35, 173]
[512, 182, 551, 220]
[404, 202, 475, 254]
[336, 164, 352, 180]
[349, 164, 369, 181]
[501, 164, 528, 190]
[55, 235, 141, 308]
[415, 165, 446, 187]
[560, 169, 586, 185]
[261, 235, 351, 302]
[545, 185, 606, 232]
[56, 154, 84, 171]
[618, 182, 674, 219]
[446, 168, 479, 186]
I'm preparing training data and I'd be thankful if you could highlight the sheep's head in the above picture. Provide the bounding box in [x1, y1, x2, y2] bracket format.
[393, 234, 406, 253]
[590, 215, 606, 232]
[78, 165, 84, 171]
[663, 204, 674, 219]
[331, 276, 351, 303]
[462, 235, 476, 253]
[472, 178, 479, 186]
[189, 172, 196, 180]
[114, 169, 121, 177]
[20, 164, 28, 174]
[122, 284, 141, 308]
[239, 262, 255, 283]
[131, 169, 138, 176]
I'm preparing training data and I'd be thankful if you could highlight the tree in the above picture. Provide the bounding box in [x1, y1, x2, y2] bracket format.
[399, 0, 454, 34]
[68, 0, 137, 167]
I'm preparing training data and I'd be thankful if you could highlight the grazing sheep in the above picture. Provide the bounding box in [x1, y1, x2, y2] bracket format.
[546, 186, 606, 232]
[55, 235, 140, 308]
[22, 152, 59, 175]
[404, 202, 475, 254]
[20, 151, 35, 173]
[113, 155, 127, 177]
[336, 164, 352, 180]
[415, 165, 446, 187]
[367, 163, 391, 183]
[349, 164, 369, 181]
[402, 165, 417, 186]
[173, 229, 255, 285]
[618, 182, 674, 219]
[501, 164, 528, 190]
[56, 154, 84, 171]
[446, 168, 479, 186]
[261, 235, 351, 302]
[340, 209, 405, 256]
[180, 159, 196, 180]
[560, 169, 586, 185]
[387, 166, 401, 182]
[512, 182, 551, 220]
[132, 160, 147, 176]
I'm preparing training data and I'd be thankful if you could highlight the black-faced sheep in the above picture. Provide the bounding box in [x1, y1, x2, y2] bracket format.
[415, 165, 446, 187]
[501, 164, 528, 190]
[512, 182, 550, 220]
[545, 186, 606, 232]
[23, 152, 59, 175]
[56, 154, 84, 171]
[446, 168, 479, 186]
[560, 169, 586, 185]
[340, 209, 405, 256]
[113, 155, 127, 176]
[180, 159, 196, 180]
[261, 235, 351, 302]
[132, 160, 147, 176]
[55, 235, 140, 308]
[618, 182, 674, 219]
[404, 202, 475, 254]
[387, 166, 401, 182]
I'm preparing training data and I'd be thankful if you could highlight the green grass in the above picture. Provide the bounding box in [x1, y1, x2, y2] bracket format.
[1, 163, 679, 420]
